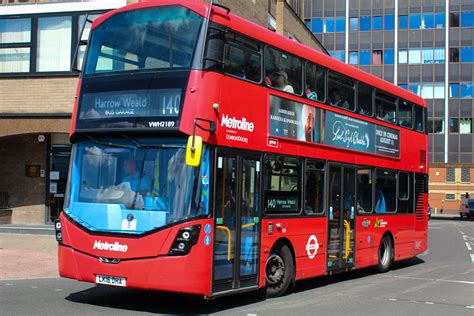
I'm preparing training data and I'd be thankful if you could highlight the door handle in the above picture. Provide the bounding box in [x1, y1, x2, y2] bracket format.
[216, 225, 231, 261]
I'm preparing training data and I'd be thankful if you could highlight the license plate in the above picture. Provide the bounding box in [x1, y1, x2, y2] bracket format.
[95, 274, 126, 287]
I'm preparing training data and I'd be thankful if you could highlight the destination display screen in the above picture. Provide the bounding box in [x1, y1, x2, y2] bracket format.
[269, 95, 400, 158]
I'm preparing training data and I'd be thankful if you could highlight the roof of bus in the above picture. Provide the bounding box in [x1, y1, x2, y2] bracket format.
[92, 0, 426, 108]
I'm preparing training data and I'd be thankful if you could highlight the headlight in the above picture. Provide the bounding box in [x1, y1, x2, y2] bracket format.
[54, 219, 62, 243]
[169, 225, 201, 255]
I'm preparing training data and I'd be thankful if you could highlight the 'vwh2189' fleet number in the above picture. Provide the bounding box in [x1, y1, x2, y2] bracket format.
[148, 121, 176, 128]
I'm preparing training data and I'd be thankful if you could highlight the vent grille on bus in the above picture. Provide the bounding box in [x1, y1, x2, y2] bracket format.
[420, 150, 427, 164]
[415, 173, 427, 220]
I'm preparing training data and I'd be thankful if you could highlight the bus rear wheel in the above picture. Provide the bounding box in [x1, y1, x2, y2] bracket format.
[265, 243, 294, 298]
[377, 235, 393, 273]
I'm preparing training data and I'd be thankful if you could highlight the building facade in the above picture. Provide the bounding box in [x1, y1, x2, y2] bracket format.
[304, 0, 473, 211]
[0, 0, 325, 225]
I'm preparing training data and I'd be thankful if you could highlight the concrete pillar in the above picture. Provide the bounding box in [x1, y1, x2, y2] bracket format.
[276, 0, 285, 35]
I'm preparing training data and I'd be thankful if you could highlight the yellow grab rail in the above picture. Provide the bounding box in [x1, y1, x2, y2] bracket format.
[241, 222, 256, 229]
[216, 225, 231, 261]
[343, 220, 351, 260]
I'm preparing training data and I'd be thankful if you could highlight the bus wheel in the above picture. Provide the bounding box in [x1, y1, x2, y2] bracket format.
[265, 243, 294, 298]
[377, 235, 393, 273]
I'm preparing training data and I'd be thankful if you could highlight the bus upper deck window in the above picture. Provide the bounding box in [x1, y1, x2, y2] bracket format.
[265, 47, 302, 95]
[375, 91, 397, 124]
[414, 105, 424, 132]
[399, 100, 413, 128]
[327, 71, 355, 111]
[305, 62, 325, 102]
[357, 82, 374, 116]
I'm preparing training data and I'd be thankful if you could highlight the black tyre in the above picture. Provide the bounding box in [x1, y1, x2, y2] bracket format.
[377, 235, 393, 273]
[265, 243, 294, 298]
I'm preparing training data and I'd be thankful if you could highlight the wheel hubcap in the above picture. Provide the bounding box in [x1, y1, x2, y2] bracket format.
[266, 254, 285, 285]
[380, 238, 390, 266]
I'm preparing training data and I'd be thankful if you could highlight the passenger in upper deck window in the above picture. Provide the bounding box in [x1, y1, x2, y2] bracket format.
[329, 88, 349, 109]
[305, 84, 318, 101]
[245, 59, 260, 82]
[271, 71, 294, 93]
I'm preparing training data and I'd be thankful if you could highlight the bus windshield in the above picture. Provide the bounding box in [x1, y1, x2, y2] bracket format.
[84, 6, 203, 75]
[64, 137, 210, 234]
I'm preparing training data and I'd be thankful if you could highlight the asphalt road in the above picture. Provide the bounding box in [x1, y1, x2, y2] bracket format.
[1, 219, 473, 315]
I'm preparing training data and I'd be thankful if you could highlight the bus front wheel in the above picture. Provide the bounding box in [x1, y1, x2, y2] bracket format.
[265, 243, 294, 297]
[377, 235, 393, 273]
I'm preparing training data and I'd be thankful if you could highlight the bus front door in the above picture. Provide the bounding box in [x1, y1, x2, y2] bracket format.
[212, 151, 261, 294]
[327, 165, 356, 271]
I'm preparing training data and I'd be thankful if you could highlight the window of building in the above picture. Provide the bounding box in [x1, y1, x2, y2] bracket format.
[360, 16, 371, 31]
[435, 13, 446, 28]
[399, 15, 408, 29]
[399, 100, 413, 128]
[375, 169, 397, 213]
[305, 19, 311, 29]
[384, 49, 394, 64]
[414, 105, 424, 132]
[265, 46, 302, 95]
[422, 13, 435, 29]
[459, 118, 473, 134]
[372, 50, 383, 65]
[36, 16, 72, 72]
[357, 81, 373, 116]
[335, 17, 345, 32]
[304, 160, 325, 215]
[446, 168, 455, 182]
[375, 90, 397, 124]
[460, 82, 473, 98]
[349, 51, 358, 64]
[450, 13, 460, 27]
[305, 62, 325, 102]
[450, 48, 459, 62]
[408, 83, 420, 95]
[373, 16, 382, 31]
[460, 11, 474, 27]
[461, 168, 470, 183]
[399, 49, 408, 63]
[324, 18, 335, 32]
[433, 119, 445, 134]
[446, 193, 455, 200]
[409, 48, 421, 64]
[399, 84, 408, 90]
[0, 18, 31, 73]
[384, 15, 394, 31]
[450, 83, 460, 97]
[329, 50, 345, 62]
[349, 17, 358, 31]
[312, 18, 323, 33]
[449, 118, 460, 133]
[327, 71, 355, 111]
[410, 14, 422, 29]
[357, 169, 373, 214]
[77, 14, 100, 70]
[360, 50, 371, 65]
[433, 48, 445, 63]
[264, 156, 301, 214]
[460, 47, 474, 63]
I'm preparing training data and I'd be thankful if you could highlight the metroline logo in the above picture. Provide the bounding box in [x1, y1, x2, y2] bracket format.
[221, 114, 255, 132]
[93, 240, 128, 252]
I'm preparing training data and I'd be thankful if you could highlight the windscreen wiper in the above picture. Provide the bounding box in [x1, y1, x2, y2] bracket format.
[86, 135, 136, 149]
[119, 134, 185, 149]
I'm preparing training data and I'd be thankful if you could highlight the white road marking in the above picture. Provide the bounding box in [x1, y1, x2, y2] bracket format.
[470, 254, 474, 264]
[247, 314, 258, 316]
[463, 235, 474, 241]
[466, 305, 474, 309]
[425, 302, 434, 305]
[383, 275, 474, 285]
[466, 242, 473, 251]
[388, 298, 397, 301]
[30, 286, 38, 289]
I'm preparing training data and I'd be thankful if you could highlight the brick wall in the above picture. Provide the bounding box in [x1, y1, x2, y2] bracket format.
[0, 77, 77, 114]
[429, 166, 474, 211]
[0, 134, 48, 224]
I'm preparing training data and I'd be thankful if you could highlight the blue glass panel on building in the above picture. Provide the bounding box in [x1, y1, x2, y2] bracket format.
[384, 49, 394, 64]
[460, 11, 474, 27]
[325, 18, 335, 32]
[360, 16, 371, 31]
[373, 16, 382, 30]
[330, 50, 345, 62]
[305, 20, 311, 29]
[350, 17, 358, 31]
[399, 84, 408, 90]
[360, 50, 370, 65]
[460, 82, 473, 98]
[449, 83, 459, 97]
[312, 18, 323, 33]
[335, 17, 345, 32]
[435, 13, 445, 28]
[460, 47, 474, 62]
[384, 15, 394, 30]
[410, 14, 422, 29]
[433, 48, 445, 63]
[349, 51, 358, 64]
[423, 14, 434, 29]
[421, 48, 434, 64]
[409, 83, 420, 96]
[399, 15, 408, 29]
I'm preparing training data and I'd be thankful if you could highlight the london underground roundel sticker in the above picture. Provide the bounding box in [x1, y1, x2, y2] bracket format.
[306, 235, 319, 259]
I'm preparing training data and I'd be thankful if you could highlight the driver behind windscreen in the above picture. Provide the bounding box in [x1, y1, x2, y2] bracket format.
[122, 159, 151, 196]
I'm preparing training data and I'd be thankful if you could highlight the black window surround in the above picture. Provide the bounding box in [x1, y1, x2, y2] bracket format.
[0, 10, 106, 78]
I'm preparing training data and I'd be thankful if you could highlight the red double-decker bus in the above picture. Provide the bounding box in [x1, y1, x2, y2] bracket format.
[56, 0, 428, 298]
